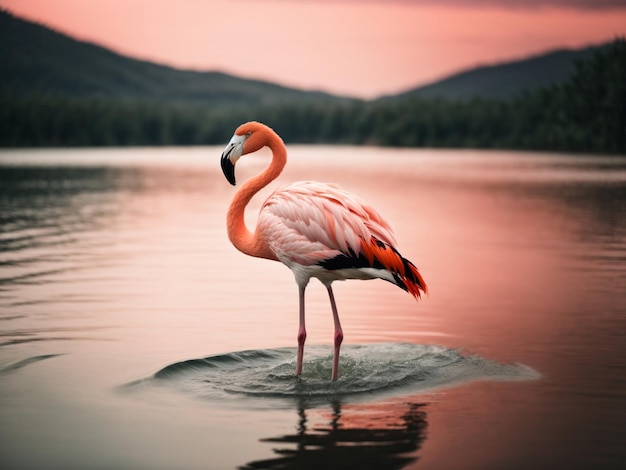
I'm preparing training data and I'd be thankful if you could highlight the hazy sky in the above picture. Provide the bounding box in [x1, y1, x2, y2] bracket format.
[2, 0, 625, 98]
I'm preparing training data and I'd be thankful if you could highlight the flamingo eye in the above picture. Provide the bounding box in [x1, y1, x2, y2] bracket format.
[246, 131, 252, 137]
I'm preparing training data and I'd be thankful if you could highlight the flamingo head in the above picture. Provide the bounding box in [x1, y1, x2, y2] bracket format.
[220, 121, 268, 186]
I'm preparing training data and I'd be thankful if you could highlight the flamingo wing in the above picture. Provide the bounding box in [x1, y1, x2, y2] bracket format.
[257, 181, 426, 298]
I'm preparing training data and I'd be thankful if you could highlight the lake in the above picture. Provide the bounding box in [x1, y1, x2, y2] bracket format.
[1, 146, 625, 469]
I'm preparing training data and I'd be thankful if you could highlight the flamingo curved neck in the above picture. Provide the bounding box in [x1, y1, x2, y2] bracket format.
[226, 132, 285, 260]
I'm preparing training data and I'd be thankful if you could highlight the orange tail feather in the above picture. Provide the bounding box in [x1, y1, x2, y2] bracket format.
[360, 237, 427, 300]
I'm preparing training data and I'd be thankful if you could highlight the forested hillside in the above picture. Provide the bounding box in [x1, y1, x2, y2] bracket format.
[0, 9, 344, 106]
[1, 9, 624, 154]
[387, 45, 607, 101]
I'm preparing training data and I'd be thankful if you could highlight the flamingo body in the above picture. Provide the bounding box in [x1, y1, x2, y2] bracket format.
[257, 181, 425, 297]
[221, 122, 427, 380]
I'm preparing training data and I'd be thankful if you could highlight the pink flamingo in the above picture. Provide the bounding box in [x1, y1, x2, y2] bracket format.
[221, 121, 427, 380]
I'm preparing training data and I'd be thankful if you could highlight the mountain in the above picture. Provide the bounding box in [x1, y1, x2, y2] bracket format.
[0, 8, 613, 106]
[386, 44, 608, 101]
[1, 8, 623, 154]
[0, 9, 347, 107]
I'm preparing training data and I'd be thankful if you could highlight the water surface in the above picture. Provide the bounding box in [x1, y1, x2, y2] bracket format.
[1, 147, 625, 469]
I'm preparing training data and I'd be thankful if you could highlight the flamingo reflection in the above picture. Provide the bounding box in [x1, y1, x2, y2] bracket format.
[241, 401, 427, 470]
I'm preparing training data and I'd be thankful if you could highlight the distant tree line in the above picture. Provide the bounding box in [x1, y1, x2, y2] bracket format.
[1, 38, 624, 154]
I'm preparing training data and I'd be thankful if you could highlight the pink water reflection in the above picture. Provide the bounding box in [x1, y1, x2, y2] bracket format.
[1, 147, 625, 469]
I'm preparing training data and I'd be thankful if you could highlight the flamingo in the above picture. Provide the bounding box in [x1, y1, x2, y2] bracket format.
[220, 121, 427, 380]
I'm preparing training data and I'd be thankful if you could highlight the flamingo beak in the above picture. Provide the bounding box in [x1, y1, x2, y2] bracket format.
[221, 153, 236, 185]
[220, 134, 246, 186]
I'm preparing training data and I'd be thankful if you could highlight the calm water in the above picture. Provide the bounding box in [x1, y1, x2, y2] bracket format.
[0, 147, 625, 469]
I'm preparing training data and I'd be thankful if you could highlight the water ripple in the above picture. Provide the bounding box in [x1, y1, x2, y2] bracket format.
[125, 343, 539, 407]
[0, 354, 65, 375]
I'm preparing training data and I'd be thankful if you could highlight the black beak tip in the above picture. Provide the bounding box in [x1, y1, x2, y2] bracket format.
[221, 156, 237, 186]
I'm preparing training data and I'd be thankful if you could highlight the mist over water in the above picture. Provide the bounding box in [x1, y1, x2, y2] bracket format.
[1, 147, 625, 469]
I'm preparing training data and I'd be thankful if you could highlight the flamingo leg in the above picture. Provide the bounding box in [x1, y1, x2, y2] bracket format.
[326, 285, 343, 380]
[296, 285, 307, 377]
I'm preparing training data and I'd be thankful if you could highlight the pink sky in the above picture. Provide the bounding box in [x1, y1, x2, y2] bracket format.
[2, 0, 625, 98]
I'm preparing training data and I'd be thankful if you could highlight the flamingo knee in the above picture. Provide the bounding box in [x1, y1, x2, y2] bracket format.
[334, 330, 343, 348]
[296, 326, 306, 376]
[297, 327, 307, 346]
